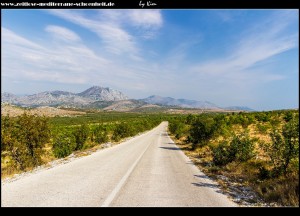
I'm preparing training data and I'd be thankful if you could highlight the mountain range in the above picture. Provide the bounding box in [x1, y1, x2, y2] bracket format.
[1, 86, 253, 111]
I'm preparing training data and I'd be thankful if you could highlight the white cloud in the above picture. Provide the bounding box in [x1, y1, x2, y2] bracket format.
[127, 10, 163, 28]
[47, 10, 137, 55]
[2, 27, 43, 49]
[2, 27, 109, 84]
[45, 25, 81, 42]
[2, 27, 167, 95]
[191, 11, 298, 84]
[47, 9, 163, 54]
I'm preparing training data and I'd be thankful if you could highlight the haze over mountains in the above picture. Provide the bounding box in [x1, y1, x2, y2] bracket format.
[1, 86, 253, 111]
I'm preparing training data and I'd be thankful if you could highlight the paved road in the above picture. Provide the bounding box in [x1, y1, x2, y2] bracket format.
[2, 122, 236, 207]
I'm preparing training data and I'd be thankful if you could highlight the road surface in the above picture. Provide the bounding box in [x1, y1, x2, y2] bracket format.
[2, 122, 236, 207]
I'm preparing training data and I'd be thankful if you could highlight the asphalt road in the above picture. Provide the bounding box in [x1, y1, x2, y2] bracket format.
[1, 122, 236, 207]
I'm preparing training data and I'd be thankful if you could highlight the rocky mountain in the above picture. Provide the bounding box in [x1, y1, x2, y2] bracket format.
[1, 86, 128, 107]
[1, 92, 19, 104]
[141, 95, 220, 109]
[77, 86, 128, 101]
[1, 87, 254, 111]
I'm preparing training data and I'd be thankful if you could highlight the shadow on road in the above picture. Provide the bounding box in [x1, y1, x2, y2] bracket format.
[191, 182, 219, 189]
[159, 146, 181, 151]
[161, 132, 169, 137]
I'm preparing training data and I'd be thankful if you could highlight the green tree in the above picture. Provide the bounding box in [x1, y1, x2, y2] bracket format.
[53, 132, 76, 158]
[93, 125, 109, 144]
[229, 132, 256, 162]
[73, 123, 89, 150]
[190, 115, 216, 147]
[266, 117, 299, 176]
[16, 113, 50, 165]
[1, 114, 50, 169]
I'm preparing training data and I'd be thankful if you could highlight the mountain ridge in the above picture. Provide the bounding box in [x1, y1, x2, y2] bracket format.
[140, 95, 221, 109]
[1, 87, 254, 111]
[1, 86, 128, 107]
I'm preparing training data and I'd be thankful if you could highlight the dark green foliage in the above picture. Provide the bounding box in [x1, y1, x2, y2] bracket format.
[53, 132, 76, 158]
[266, 116, 299, 176]
[190, 116, 216, 146]
[169, 120, 188, 139]
[112, 122, 134, 141]
[73, 123, 89, 150]
[229, 132, 256, 162]
[1, 114, 50, 170]
[17, 113, 50, 165]
[93, 125, 109, 144]
[283, 111, 293, 122]
[258, 166, 272, 180]
[255, 112, 271, 123]
[212, 132, 256, 166]
[212, 141, 232, 166]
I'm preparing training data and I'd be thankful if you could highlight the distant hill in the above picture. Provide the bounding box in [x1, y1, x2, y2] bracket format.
[1, 87, 254, 112]
[141, 95, 220, 109]
[1, 86, 128, 107]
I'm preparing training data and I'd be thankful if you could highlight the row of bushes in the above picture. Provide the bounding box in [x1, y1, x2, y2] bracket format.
[52, 119, 161, 158]
[168, 110, 299, 177]
[168, 110, 299, 205]
[1, 113, 162, 171]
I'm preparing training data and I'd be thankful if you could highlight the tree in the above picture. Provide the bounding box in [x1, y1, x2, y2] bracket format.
[93, 125, 109, 144]
[53, 132, 76, 158]
[265, 116, 299, 176]
[1, 113, 50, 169]
[17, 113, 50, 165]
[73, 123, 89, 150]
[189, 115, 216, 147]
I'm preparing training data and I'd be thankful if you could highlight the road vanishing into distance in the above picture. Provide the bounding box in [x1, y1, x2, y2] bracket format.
[2, 122, 236, 207]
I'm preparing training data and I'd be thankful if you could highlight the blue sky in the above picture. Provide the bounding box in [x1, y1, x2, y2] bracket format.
[2, 9, 299, 110]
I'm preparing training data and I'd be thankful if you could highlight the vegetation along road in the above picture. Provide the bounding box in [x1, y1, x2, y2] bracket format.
[2, 122, 235, 207]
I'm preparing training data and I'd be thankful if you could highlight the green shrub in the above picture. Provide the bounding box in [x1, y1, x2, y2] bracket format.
[265, 116, 299, 176]
[1, 114, 50, 169]
[112, 122, 134, 141]
[212, 141, 232, 166]
[53, 132, 76, 158]
[169, 120, 188, 139]
[73, 123, 89, 150]
[212, 132, 256, 166]
[93, 125, 109, 144]
[190, 116, 216, 146]
[230, 132, 256, 162]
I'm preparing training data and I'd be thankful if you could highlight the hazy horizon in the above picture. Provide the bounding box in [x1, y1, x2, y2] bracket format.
[2, 9, 299, 111]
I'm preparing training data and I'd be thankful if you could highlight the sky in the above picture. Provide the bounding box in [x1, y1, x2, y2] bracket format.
[1, 9, 299, 111]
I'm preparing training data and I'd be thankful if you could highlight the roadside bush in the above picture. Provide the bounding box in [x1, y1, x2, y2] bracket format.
[230, 132, 256, 162]
[1, 114, 50, 169]
[93, 125, 109, 144]
[112, 122, 134, 141]
[212, 132, 256, 166]
[169, 120, 188, 139]
[53, 132, 76, 158]
[190, 115, 216, 147]
[265, 116, 299, 176]
[73, 123, 89, 150]
[212, 141, 232, 166]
